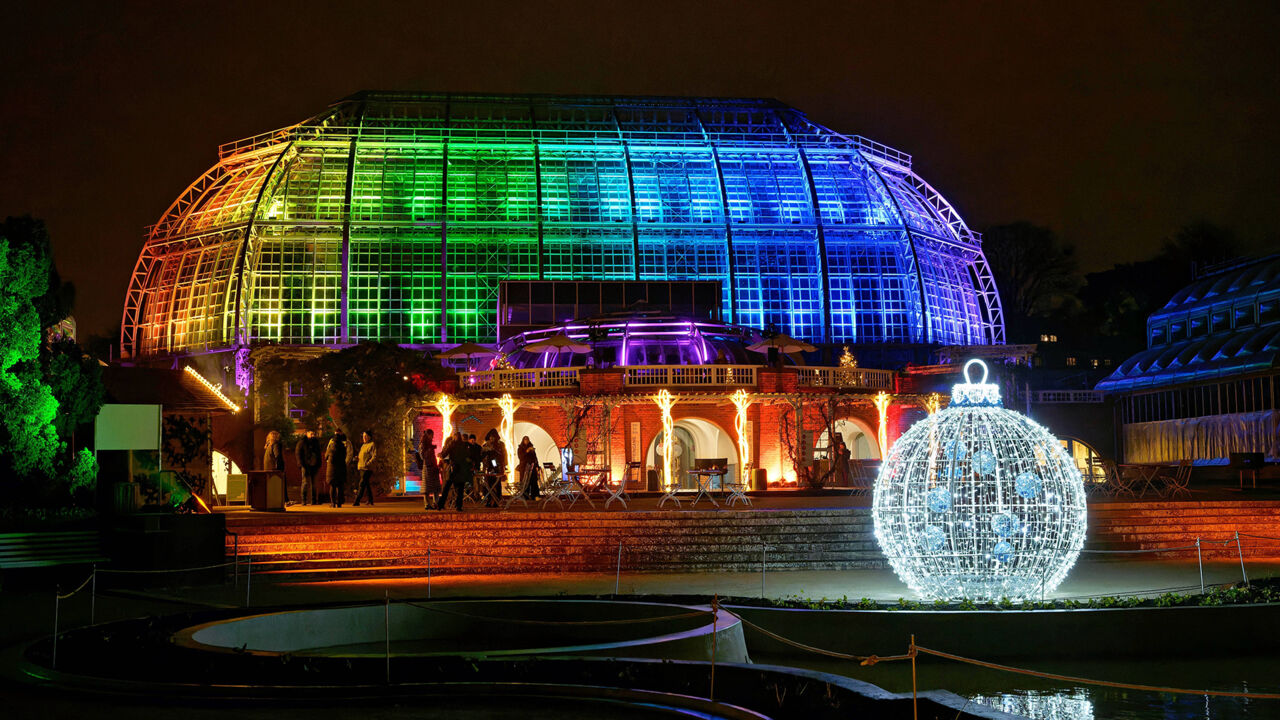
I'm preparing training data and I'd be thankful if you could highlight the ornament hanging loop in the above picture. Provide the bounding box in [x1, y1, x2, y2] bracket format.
[962, 358, 989, 386]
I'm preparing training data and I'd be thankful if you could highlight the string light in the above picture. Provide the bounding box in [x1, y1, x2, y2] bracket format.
[655, 389, 677, 491]
[434, 393, 455, 439]
[872, 391, 892, 459]
[183, 366, 239, 412]
[498, 393, 519, 490]
[872, 359, 1087, 601]
[730, 389, 752, 476]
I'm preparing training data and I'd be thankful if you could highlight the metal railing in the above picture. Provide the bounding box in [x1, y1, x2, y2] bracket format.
[795, 367, 895, 391]
[1034, 390, 1105, 404]
[459, 367, 580, 391]
[623, 365, 758, 387]
[217, 123, 897, 160]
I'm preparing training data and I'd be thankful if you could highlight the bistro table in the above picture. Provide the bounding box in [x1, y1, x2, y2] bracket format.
[1118, 464, 1168, 499]
[475, 472, 505, 508]
[545, 469, 598, 510]
[687, 468, 726, 508]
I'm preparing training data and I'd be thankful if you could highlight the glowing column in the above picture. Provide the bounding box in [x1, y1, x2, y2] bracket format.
[730, 389, 752, 475]
[434, 394, 455, 439]
[873, 391, 892, 460]
[499, 393, 519, 490]
[654, 389, 677, 491]
[925, 392, 941, 415]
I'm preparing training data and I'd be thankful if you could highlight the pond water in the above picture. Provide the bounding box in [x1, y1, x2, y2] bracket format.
[755, 653, 1280, 719]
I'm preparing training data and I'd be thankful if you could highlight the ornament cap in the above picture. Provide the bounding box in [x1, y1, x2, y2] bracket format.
[951, 358, 1002, 407]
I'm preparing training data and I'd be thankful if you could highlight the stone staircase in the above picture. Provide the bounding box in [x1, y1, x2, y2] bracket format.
[1086, 500, 1280, 559]
[225, 507, 885, 580]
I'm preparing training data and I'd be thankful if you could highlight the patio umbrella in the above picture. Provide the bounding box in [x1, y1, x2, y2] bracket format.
[436, 342, 499, 371]
[522, 333, 591, 355]
[746, 334, 817, 355]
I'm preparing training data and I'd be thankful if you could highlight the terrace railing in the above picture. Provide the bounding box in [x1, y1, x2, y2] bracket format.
[796, 367, 896, 391]
[459, 368, 580, 392]
[1033, 390, 1105, 404]
[623, 365, 758, 388]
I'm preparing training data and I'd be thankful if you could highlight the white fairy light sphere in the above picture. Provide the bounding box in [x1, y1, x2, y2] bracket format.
[872, 359, 1088, 601]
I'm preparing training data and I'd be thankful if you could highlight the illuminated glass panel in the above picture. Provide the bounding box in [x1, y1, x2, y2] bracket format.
[732, 230, 822, 338]
[805, 152, 896, 226]
[871, 166, 952, 238]
[445, 228, 538, 342]
[351, 147, 444, 223]
[348, 227, 442, 343]
[636, 228, 731, 314]
[628, 150, 722, 223]
[825, 230, 922, 344]
[718, 151, 813, 225]
[275, 146, 350, 223]
[247, 227, 342, 343]
[538, 148, 630, 223]
[913, 235, 984, 345]
[544, 227, 635, 280]
[446, 147, 537, 223]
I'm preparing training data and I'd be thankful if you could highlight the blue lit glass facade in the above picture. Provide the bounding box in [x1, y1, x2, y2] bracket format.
[123, 92, 1004, 357]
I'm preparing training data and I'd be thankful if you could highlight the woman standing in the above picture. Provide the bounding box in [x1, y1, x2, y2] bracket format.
[479, 429, 506, 508]
[418, 428, 441, 509]
[516, 436, 541, 500]
[263, 431, 285, 471]
[325, 430, 352, 507]
[354, 431, 377, 506]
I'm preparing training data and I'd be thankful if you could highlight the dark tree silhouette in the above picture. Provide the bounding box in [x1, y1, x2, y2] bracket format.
[980, 222, 1081, 342]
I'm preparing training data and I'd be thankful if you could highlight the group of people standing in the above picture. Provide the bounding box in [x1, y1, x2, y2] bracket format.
[418, 428, 543, 511]
[262, 428, 379, 508]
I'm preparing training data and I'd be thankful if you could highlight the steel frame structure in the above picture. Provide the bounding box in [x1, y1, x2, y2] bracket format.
[123, 92, 1004, 358]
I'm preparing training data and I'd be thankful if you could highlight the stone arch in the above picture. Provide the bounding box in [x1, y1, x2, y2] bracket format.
[645, 415, 740, 489]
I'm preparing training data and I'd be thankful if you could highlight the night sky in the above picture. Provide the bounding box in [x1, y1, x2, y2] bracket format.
[3, 1, 1278, 340]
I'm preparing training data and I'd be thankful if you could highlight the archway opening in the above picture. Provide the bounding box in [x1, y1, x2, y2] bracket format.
[1060, 435, 1107, 485]
[512, 420, 562, 479]
[646, 417, 738, 489]
[817, 417, 881, 461]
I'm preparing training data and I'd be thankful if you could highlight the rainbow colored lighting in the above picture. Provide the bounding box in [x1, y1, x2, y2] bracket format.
[122, 92, 1005, 359]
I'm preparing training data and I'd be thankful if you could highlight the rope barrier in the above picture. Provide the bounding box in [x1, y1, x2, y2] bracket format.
[397, 599, 711, 626]
[56, 572, 95, 600]
[735, 614, 912, 665]
[1079, 544, 1200, 554]
[913, 644, 1280, 700]
[97, 560, 236, 575]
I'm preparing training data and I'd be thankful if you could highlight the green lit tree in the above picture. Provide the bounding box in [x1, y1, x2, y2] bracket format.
[0, 219, 99, 509]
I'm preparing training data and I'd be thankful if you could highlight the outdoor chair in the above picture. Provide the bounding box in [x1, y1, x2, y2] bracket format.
[1166, 460, 1193, 499]
[847, 460, 875, 497]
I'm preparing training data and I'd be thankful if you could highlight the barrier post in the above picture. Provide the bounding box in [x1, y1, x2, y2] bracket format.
[385, 590, 391, 684]
[427, 548, 432, 599]
[52, 587, 59, 670]
[761, 544, 766, 599]
[910, 634, 918, 720]
[245, 556, 252, 607]
[232, 535, 239, 588]
[1195, 538, 1204, 594]
[90, 565, 97, 625]
[615, 542, 622, 596]
[709, 594, 718, 702]
[1235, 531, 1249, 587]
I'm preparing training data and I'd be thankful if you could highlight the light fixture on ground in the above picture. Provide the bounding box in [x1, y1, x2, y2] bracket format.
[872, 359, 1087, 601]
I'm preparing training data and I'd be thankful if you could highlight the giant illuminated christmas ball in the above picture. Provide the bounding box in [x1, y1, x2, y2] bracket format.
[872, 359, 1087, 601]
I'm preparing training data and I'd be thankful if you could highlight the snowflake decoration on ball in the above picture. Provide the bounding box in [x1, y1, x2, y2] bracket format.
[871, 359, 1088, 601]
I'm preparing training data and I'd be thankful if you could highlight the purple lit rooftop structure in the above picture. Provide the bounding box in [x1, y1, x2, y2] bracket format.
[499, 309, 793, 369]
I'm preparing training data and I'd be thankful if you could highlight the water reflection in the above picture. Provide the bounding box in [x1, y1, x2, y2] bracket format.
[754, 654, 1279, 720]
[971, 691, 1093, 720]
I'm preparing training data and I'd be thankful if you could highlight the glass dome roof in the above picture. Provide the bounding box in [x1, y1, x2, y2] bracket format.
[122, 92, 1004, 358]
